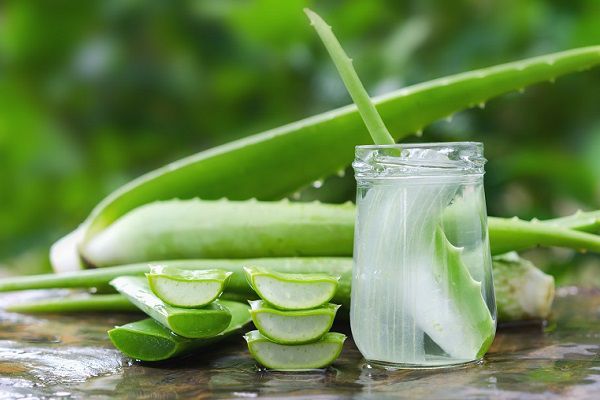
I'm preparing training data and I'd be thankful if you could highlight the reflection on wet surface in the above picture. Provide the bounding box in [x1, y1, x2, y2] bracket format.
[0, 287, 599, 399]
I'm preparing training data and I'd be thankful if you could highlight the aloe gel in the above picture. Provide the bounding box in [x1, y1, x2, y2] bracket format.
[351, 143, 496, 368]
[244, 266, 339, 310]
[146, 265, 231, 308]
[249, 300, 339, 344]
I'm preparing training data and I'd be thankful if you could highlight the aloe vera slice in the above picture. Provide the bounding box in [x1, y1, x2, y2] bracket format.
[245, 330, 346, 370]
[146, 266, 231, 308]
[108, 300, 251, 361]
[244, 266, 339, 310]
[249, 300, 339, 345]
[110, 276, 231, 338]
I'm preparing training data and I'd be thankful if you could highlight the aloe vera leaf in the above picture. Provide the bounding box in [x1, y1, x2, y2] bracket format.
[5, 293, 138, 313]
[540, 210, 600, 233]
[146, 266, 231, 308]
[0, 258, 352, 308]
[487, 216, 600, 255]
[249, 300, 339, 345]
[110, 276, 231, 338]
[244, 330, 346, 370]
[79, 199, 600, 267]
[244, 266, 339, 310]
[0, 256, 553, 321]
[427, 227, 496, 359]
[108, 300, 251, 362]
[81, 199, 355, 267]
[304, 8, 393, 145]
[492, 252, 555, 321]
[51, 46, 600, 273]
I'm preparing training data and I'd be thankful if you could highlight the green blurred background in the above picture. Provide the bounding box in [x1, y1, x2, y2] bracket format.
[1, 0, 599, 284]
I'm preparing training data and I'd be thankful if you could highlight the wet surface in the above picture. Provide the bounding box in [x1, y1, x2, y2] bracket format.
[0, 287, 599, 399]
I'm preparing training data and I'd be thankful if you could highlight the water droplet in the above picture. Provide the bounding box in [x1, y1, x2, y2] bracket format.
[291, 192, 301, 200]
[312, 180, 324, 189]
[478, 102, 486, 109]
[549, 77, 556, 84]
[336, 169, 346, 177]
[445, 114, 454, 123]
[415, 129, 423, 137]
[518, 88, 525, 94]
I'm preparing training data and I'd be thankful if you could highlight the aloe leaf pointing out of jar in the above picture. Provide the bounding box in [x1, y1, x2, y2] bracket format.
[110, 276, 231, 338]
[146, 265, 231, 308]
[245, 330, 346, 371]
[244, 266, 339, 310]
[249, 300, 340, 345]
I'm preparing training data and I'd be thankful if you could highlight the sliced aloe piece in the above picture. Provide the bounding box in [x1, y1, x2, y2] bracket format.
[244, 266, 339, 310]
[108, 300, 251, 361]
[244, 330, 346, 370]
[249, 300, 339, 345]
[146, 265, 231, 308]
[110, 276, 231, 338]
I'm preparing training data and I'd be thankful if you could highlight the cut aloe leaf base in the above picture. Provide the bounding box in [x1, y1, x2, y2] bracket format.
[244, 330, 346, 370]
[244, 266, 339, 310]
[108, 300, 251, 361]
[249, 300, 339, 344]
[110, 276, 231, 338]
[146, 265, 231, 308]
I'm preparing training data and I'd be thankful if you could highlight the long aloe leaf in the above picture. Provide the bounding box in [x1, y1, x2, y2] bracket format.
[51, 46, 600, 272]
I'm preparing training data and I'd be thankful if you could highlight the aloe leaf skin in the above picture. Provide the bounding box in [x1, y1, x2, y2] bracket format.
[249, 300, 340, 345]
[0, 256, 553, 321]
[108, 300, 251, 362]
[110, 276, 231, 338]
[82, 199, 355, 267]
[51, 46, 600, 273]
[146, 266, 231, 308]
[244, 330, 346, 371]
[541, 210, 600, 233]
[5, 293, 138, 313]
[244, 266, 339, 310]
[488, 216, 600, 255]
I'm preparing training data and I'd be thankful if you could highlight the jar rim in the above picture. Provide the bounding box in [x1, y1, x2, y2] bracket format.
[355, 141, 483, 150]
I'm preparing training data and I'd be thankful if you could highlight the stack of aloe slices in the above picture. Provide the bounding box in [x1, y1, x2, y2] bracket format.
[108, 266, 252, 361]
[243, 266, 346, 370]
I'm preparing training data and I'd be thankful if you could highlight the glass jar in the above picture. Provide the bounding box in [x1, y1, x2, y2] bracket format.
[350, 142, 496, 368]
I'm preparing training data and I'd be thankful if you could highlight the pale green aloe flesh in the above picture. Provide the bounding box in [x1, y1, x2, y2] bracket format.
[0, 256, 553, 322]
[108, 300, 251, 362]
[244, 266, 339, 310]
[245, 330, 346, 370]
[51, 46, 600, 272]
[82, 199, 354, 267]
[146, 265, 231, 308]
[75, 199, 600, 268]
[492, 252, 555, 321]
[110, 276, 231, 338]
[249, 300, 339, 345]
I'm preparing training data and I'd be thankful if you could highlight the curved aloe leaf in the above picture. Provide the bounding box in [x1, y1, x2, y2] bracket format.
[108, 300, 251, 362]
[51, 46, 600, 272]
[5, 293, 138, 313]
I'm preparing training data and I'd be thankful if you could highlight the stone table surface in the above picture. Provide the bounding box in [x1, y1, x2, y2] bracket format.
[1, 287, 599, 400]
